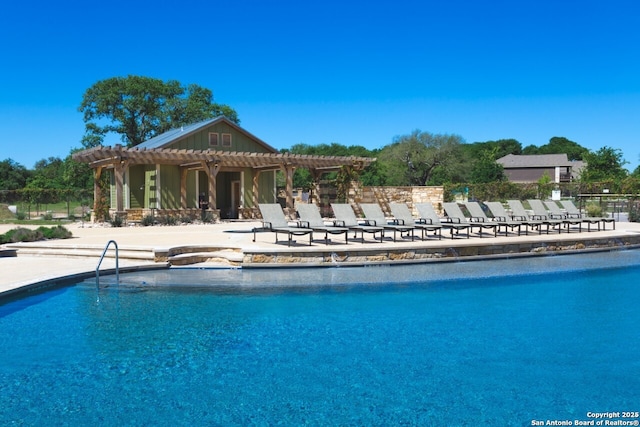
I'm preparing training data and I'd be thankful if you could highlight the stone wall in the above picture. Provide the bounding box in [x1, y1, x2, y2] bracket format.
[347, 184, 444, 216]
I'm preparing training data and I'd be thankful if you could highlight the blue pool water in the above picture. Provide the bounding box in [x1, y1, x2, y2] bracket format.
[1, 251, 640, 426]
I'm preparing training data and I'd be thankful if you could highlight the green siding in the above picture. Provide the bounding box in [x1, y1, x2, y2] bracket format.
[167, 123, 273, 153]
[159, 165, 180, 209]
[258, 171, 276, 203]
[186, 170, 197, 208]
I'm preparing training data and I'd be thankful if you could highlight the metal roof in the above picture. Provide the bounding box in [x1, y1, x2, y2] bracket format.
[497, 154, 573, 168]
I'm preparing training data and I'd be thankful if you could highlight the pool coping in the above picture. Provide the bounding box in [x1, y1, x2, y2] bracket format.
[2, 221, 640, 301]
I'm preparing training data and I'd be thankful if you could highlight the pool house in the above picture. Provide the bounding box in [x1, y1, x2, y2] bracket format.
[73, 116, 375, 221]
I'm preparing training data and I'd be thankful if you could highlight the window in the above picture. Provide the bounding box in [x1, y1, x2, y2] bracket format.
[222, 133, 232, 147]
[208, 133, 219, 146]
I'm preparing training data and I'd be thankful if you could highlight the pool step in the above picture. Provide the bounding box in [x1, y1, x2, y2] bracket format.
[161, 246, 244, 266]
[4, 243, 155, 261]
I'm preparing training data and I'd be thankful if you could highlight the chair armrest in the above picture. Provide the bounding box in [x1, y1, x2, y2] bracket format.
[470, 216, 486, 223]
[297, 220, 310, 228]
[550, 213, 564, 219]
[333, 219, 346, 227]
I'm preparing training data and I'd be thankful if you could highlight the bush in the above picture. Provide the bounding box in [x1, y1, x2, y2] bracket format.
[585, 203, 604, 218]
[180, 214, 193, 224]
[36, 225, 72, 240]
[5, 227, 44, 242]
[109, 216, 124, 228]
[157, 215, 177, 226]
[42, 212, 53, 221]
[141, 214, 156, 226]
[15, 211, 26, 220]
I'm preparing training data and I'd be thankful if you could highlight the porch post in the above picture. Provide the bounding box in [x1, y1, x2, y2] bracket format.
[283, 164, 295, 210]
[93, 166, 102, 214]
[206, 162, 220, 209]
[311, 169, 322, 205]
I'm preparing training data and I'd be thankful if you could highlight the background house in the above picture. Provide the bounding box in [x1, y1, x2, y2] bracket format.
[497, 154, 584, 183]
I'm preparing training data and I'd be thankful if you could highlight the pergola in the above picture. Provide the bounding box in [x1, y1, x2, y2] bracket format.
[73, 144, 375, 213]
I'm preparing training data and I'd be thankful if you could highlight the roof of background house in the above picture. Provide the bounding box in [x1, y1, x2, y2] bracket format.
[497, 153, 574, 168]
[135, 116, 278, 152]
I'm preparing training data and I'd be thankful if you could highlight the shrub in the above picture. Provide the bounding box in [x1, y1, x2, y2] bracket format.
[180, 214, 193, 224]
[585, 203, 603, 218]
[158, 215, 177, 226]
[15, 211, 26, 220]
[5, 227, 44, 242]
[109, 216, 124, 228]
[42, 212, 53, 221]
[36, 225, 72, 240]
[141, 214, 156, 226]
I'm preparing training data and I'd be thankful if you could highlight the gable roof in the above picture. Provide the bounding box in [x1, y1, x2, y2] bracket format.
[136, 116, 278, 153]
[497, 154, 573, 168]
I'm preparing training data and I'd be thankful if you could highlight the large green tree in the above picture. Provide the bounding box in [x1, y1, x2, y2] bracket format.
[0, 159, 31, 190]
[470, 148, 506, 183]
[580, 146, 628, 182]
[377, 130, 464, 186]
[78, 75, 238, 148]
[522, 136, 588, 160]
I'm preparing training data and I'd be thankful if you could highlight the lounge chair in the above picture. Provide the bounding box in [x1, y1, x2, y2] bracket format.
[528, 199, 580, 233]
[296, 203, 349, 244]
[331, 204, 385, 243]
[468, 201, 524, 236]
[543, 200, 586, 232]
[506, 200, 553, 234]
[560, 199, 615, 230]
[389, 203, 442, 240]
[253, 203, 313, 246]
[360, 203, 415, 242]
[415, 202, 470, 239]
[443, 202, 498, 237]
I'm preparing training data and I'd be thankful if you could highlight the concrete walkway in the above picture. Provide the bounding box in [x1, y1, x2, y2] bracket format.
[2, 219, 640, 297]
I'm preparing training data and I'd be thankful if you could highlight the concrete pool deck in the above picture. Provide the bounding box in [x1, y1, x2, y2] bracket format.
[2, 218, 640, 297]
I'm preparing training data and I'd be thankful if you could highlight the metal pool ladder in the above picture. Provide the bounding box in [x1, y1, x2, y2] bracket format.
[96, 240, 119, 289]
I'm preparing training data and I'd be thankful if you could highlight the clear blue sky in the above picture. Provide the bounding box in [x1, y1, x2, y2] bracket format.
[2, 0, 639, 171]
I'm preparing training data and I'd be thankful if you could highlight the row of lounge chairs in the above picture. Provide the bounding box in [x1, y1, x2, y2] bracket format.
[253, 199, 614, 246]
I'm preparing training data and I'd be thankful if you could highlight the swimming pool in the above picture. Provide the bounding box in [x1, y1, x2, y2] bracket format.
[1, 251, 639, 425]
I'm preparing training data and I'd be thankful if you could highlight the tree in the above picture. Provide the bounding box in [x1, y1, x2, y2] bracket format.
[0, 158, 31, 190]
[78, 75, 238, 148]
[470, 148, 506, 183]
[465, 139, 522, 160]
[522, 136, 589, 161]
[377, 130, 464, 186]
[580, 146, 628, 182]
[26, 157, 65, 190]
